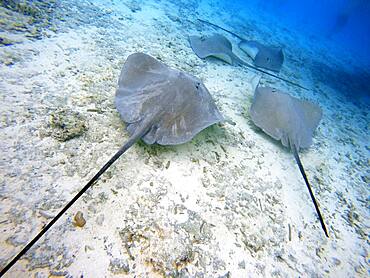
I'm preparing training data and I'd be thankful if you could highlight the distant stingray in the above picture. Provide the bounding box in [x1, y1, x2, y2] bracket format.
[250, 85, 329, 237]
[198, 19, 285, 72]
[239, 40, 284, 72]
[189, 33, 306, 90]
[1, 53, 224, 275]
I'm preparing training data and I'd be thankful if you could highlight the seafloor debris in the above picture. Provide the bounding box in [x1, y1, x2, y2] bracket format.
[108, 258, 130, 274]
[73, 211, 86, 227]
[48, 108, 88, 142]
[0, 1, 56, 41]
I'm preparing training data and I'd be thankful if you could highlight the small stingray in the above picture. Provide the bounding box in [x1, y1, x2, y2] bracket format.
[250, 85, 329, 237]
[239, 40, 284, 72]
[189, 33, 307, 90]
[1, 53, 224, 275]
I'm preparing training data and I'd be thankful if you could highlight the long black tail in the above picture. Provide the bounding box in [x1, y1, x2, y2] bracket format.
[0, 132, 143, 276]
[237, 59, 309, 90]
[197, 18, 309, 91]
[198, 18, 246, 40]
[292, 145, 329, 237]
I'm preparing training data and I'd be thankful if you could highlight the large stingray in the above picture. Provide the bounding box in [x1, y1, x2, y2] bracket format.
[1, 53, 224, 275]
[189, 33, 306, 90]
[249, 85, 329, 237]
[198, 19, 285, 72]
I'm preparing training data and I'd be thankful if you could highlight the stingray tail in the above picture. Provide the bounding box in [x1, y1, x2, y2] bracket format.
[197, 18, 245, 40]
[292, 145, 329, 237]
[0, 121, 152, 276]
[238, 59, 309, 91]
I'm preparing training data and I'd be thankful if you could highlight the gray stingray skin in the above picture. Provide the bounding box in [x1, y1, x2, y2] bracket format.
[115, 53, 224, 145]
[189, 34, 243, 65]
[239, 40, 284, 72]
[250, 86, 322, 151]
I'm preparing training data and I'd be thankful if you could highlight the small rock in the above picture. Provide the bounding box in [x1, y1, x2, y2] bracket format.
[73, 211, 86, 227]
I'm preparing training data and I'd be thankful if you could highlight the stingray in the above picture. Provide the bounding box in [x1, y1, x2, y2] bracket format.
[189, 33, 307, 90]
[1, 53, 224, 275]
[239, 40, 284, 72]
[249, 85, 329, 237]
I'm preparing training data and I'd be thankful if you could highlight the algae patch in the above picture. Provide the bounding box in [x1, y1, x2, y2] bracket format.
[48, 108, 87, 142]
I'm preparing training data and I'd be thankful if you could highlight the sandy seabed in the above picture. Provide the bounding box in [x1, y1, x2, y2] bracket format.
[0, 0, 369, 277]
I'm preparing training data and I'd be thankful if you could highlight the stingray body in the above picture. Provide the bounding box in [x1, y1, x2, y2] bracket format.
[0, 53, 224, 275]
[189, 33, 307, 90]
[239, 40, 284, 72]
[250, 85, 329, 237]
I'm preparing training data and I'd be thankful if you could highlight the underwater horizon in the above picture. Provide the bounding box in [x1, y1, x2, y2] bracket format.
[0, 0, 369, 277]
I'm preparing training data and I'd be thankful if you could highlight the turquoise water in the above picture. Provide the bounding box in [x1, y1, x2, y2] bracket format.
[0, 0, 369, 277]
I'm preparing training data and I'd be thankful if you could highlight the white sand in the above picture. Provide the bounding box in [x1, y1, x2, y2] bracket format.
[0, 0, 368, 277]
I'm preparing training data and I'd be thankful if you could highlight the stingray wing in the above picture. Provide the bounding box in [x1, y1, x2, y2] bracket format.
[189, 34, 234, 64]
[240, 40, 284, 72]
[115, 53, 223, 146]
[250, 86, 292, 147]
[115, 53, 170, 123]
[293, 99, 322, 148]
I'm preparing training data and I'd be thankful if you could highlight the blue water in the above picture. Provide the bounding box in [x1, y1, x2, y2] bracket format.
[212, 0, 370, 104]
[232, 0, 370, 67]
